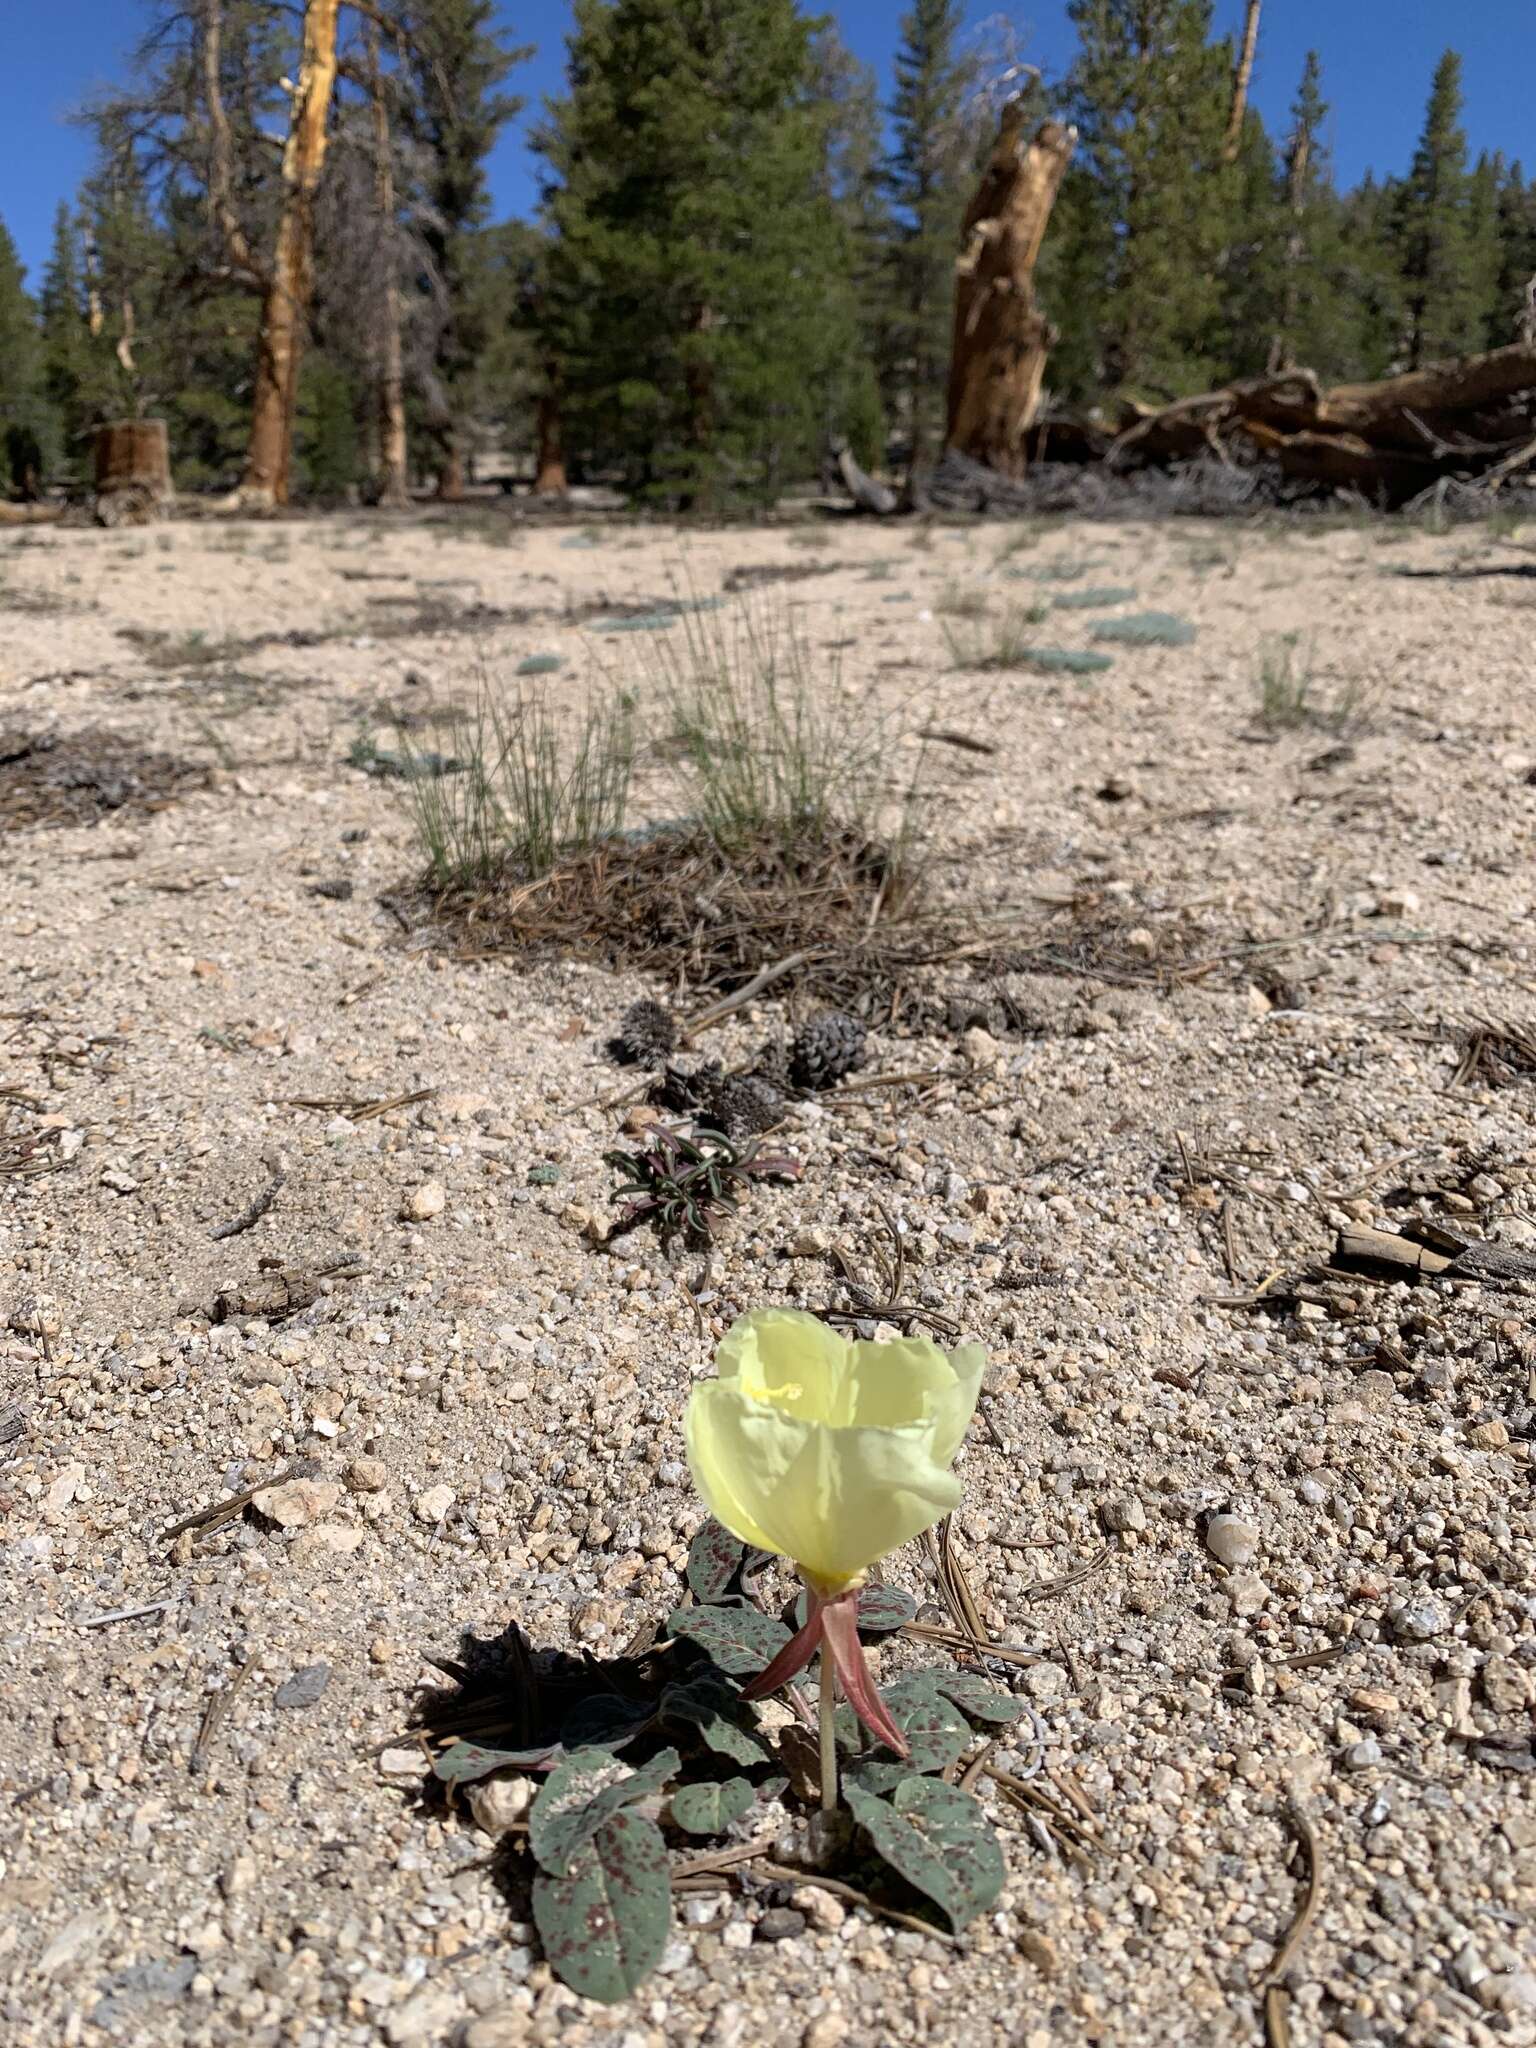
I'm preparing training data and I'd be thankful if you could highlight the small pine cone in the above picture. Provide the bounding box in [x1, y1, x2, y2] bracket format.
[698, 1072, 784, 1143]
[651, 1060, 720, 1115]
[752, 1036, 791, 1086]
[611, 998, 678, 1067]
[789, 1009, 866, 1091]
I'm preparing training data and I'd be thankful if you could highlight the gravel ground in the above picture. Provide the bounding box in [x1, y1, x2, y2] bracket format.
[2, 506, 1534, 2048]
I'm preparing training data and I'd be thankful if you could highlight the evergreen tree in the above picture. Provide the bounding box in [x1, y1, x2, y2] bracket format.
[882, 0, 976, 467]
[810, 24, 887, 468]
[1064, 0, 1234, 399]
[0, 218, 53, 495]
[1467, 150, 1506, 348]
[1495, 160, 1536, 343]
[39, 204, 97, 478]
[1399, 50, 1482, 366]
[1270, 52, 1355, 378]
[1214, 107, 1283, 379]
[1338, 173, 1410, 378]
[536, 0, 866, 505]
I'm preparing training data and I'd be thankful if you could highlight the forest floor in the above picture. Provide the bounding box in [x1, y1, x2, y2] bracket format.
[2, 503, 1535, 2048]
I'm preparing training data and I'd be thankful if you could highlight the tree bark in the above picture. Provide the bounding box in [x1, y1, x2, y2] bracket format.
[1221, 1, 1263, 164]
[943, 109, 1076, 480]
[533, 369, 568, 495]
[237, 0, 343, 507]
[93, 419, 174, 524]
[365, 23, 409, 507]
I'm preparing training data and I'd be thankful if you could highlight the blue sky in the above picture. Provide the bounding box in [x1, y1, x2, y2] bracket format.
[4, 2, 1532, 287]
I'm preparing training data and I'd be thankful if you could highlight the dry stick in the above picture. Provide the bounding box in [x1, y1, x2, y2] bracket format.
[1264, 1801, 1324, 1987]
[1264, 1985, 1293, 2048]
[209, 1171, 285, 1242]
[673, 1834, 781, 1881]
[191, 1656, 256, 1773]
[751, 1861, 958, 1945]
[681, 953, 812, 1039]
[161, 1458, 319, 1545]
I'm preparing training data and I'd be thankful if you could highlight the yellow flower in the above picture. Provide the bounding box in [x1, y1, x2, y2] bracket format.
[685, 1308, 984, 1594]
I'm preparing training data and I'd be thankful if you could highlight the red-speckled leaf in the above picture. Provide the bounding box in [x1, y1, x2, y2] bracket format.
[685, 1519, 746, 1603]
[532, 1809, 672, 2004]
[845, 1778, 1005, 1932]
[432, 1740, 563, 1786]
[530, 1746, 681, 1878]
[668, 1604, 791, 1677]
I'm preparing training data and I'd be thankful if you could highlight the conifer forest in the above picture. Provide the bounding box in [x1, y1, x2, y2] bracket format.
[4, 8, 1536, 2044]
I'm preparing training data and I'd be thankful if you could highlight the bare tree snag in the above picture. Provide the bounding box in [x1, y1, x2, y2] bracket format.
[944, 108, 1076, 480]
[202, 0, 266, 291]
[237, 0, 343, 507]
[365, 23, 409, 507]
[1221, 1, 1263, 163]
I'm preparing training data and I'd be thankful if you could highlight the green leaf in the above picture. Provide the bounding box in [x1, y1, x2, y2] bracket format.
[516, 653, 566, 675]
[930, 1671, 1032, 1726]
[533, 1809, 671, 2003]
[530, 1746, 680, 1878]
[668, 1604, 791, 1677]
[875, 1675, 971, 1772]
[686, 1519, 746, 1603]
[660, 1679, 768, 1765]
[1051, 586, 1136, 609]
[431, 1740, 562, 1786]
[670, 1777, 754, 1835]
[845, 1778, 1006, 1931]
[559, 1696, 656, 1750]
[791, 1582, 916, 1637]
[1090, 612, 1196, 647]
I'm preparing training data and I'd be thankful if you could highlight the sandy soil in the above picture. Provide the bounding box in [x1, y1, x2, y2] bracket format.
[2, 505, 1534, 2048]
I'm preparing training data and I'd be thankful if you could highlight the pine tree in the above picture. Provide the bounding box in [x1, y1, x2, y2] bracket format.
[1065, 0, 1234, 400]
[1214, 107, 1283, 379]
[536, 0, 864, 505]
[1495, 161, 1536, 343]
[39, 204, 98, 479]
[1338, 174, 1409, 379]
[1399, 50, 1482, 367]
[1467, 151, 1506, 349]
[810, 24, 887, 469]
[1270, 52, 1355, 378]
[0, 218, 53, 495]
[882, 0, 976, 468]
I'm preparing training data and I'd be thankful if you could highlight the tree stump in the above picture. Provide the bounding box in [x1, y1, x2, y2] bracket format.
[94, 420, 173, 527]
[944, 110, 1077, 480]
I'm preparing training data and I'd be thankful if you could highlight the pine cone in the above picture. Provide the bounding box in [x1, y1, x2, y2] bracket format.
[789, 1010, 866, 1091]
[697, 1072, 784, 1144]
[611, 998, 678, 1067]
[651, 1060, 720, 1115]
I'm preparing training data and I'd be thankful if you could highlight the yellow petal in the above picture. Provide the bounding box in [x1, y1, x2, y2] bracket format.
[846, 1334, 984, 1466]
[714, 1307, 854, 1425]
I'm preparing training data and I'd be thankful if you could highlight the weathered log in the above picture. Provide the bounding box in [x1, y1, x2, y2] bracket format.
[836, 445, 899, 516]
[0, 503, 64, 527]
[944, 109, 1076, 479]
[1237, 343, 1536, 447]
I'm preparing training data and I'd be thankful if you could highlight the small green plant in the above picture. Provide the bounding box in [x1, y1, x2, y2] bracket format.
[786, 524, 832, 549]
[1018, 646, 1114, 676]
[934, 580, 990, 619]
[1256, 633, 1369, 733]
[603, 1124, 801, 1242]
[1089, 611, 1196, 647]
[403, 685, 634, 889]
[1051, 585, 1136, 610]
[942, 599, 1050, 670]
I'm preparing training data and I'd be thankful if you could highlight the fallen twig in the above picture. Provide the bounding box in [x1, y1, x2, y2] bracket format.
[751, 1860, 958, 1944]
[1264, 1800, 1323, 1987]
[161, 1458, 319, 1545]
[191, 1655, 257, 1774]
[209, 1171, 285, 1241]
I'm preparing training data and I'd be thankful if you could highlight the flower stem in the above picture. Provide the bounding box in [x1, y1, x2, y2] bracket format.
[819, 1650, 839, 1814]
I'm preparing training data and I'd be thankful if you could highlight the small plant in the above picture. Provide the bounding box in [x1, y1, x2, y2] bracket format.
[1018, 646, 1114, 676]
[1256, 633, 1369, 733]
[603, 1124, 800, 1243]
[1051, 585, 1136, 610]
[403, 684, 634, 889]
[934, 580, 990, 619]
[942, 598, 1050, 669]
[1089, 611, 1196, 647]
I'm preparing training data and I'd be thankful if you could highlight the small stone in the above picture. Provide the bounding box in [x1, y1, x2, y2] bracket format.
[1343, 1739, 1382, 1771]
[38, 1906, 117, 1977]
[1389, 1597, 1448, 1642]
[1205, 1513, 1260, 1568]
[346, 1456, 388, 1493]
[790, 1885, 846, 1932]
[961, 1026, 1002, 1071]
[383, 1988, 465, 2045]
[1226, 1572, 1268, 1617]
[251, 1478, 342, 1529]
[378, 1747, 425, 1779]
[466, 1776, 533, 1837]
[415, 1484, 455, 1525]
[802, 2018, 848, 2048]
[756, 1907, 808, 1943]
[1466, 1419, 1510, 1450]
[401, 1180, 446, 1221]
[292, 1522, 364, 1558]
[274, 1662, 331, 1710]
[1373, 887, 1420, 919]
[1102, 1494, 1146, 1534]
[789, 1227, 830, 1257]
[1482, 1656, 1532, 1714]
[1347, 1688, 1400, 1729]
[1019, 1928, 1060, 1976]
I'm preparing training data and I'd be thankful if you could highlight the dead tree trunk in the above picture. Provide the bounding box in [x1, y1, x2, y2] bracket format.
[94, 419, 173, 525]
[1221, 0, 1263, 163]
[237, 0, 343, 507]
[944, 109, 1076, 480]
[365, 23, 409, 508]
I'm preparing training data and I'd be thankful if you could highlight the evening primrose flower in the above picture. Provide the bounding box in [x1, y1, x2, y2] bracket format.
[685, 1308, 984, 1757]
